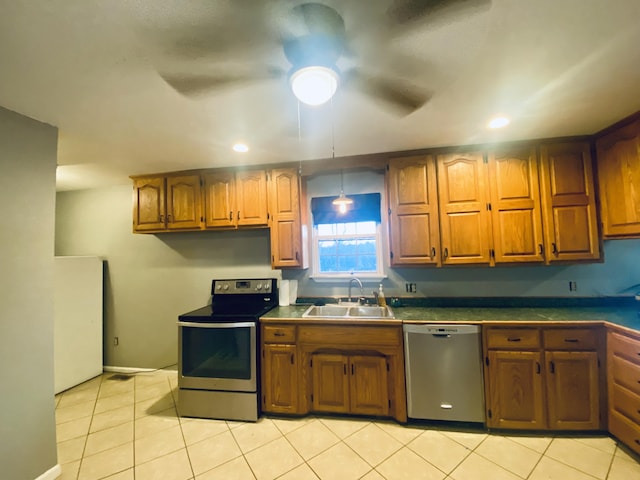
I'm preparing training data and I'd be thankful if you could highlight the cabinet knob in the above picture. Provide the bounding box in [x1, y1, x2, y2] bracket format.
[538, 244, 544, 255]
[229, 211, 232, 221]
[552, 243, 558, 256]
[443, 248, 449, 259]
[431, 247, 436, 258]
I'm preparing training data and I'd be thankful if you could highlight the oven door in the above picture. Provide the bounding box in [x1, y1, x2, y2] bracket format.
[178, 321, 256, 392]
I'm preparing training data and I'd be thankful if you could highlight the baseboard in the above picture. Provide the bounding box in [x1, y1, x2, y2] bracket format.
[103, 365, 177, 374]
[35, 464, 61, 480]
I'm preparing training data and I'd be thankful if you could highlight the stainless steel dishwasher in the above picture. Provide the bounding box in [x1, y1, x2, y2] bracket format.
[403, 324, 485, 422]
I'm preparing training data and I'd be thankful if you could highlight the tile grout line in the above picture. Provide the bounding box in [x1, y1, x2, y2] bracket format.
[172, 377, 198, 480]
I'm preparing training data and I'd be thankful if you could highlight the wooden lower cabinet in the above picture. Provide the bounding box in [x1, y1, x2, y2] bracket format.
[486, 350, 546, 429]
[261, 325, 301, 415]
[485, 325, 603, 431]
[261, 322, 405, 422]
[262, 344, 299, 414]
[607, 329, 640, 455]
[310, 353, 388, 416]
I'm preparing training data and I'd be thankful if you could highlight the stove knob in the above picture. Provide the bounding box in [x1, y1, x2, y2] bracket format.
[222, 283, 229, 291]
[215, 284, 222, 291]
[256, 283, 262, 290]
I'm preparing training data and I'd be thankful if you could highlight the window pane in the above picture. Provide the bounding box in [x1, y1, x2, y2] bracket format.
[318, 240, 337, 255]
[357, 255, 377, 272]
[338, 256, 357, 272]
[336, 222, 357, 235]
[319, 255, 338, 272]
[336, 240, 357, 255]
[317, 224, 335, 236]
[357, 239, 376, 254]
[356, 221, 377, 234]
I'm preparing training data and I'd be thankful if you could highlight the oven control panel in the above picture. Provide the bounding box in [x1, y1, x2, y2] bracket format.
[212, 279, 275, 294]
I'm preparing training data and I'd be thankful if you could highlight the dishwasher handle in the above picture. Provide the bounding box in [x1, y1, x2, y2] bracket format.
[432, 333, 451, 338]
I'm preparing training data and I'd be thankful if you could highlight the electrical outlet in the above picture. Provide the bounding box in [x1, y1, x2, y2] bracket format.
[113, 336, 119, 346]
[569, 281, 577, 292]
[405, 283, 417, 293]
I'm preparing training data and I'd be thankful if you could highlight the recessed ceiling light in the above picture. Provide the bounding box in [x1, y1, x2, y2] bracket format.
[488, 116, 510, 129]
[232, 143, 249, 153]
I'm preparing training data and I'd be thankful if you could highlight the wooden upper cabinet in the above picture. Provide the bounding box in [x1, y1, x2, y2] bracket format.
[166, 175, 202, 230]
[133, 177, 166, 232]
[132, 174, 202, 232]
[203, 171, 236, 228]
[203, 169, 267, 229]
[539, 142, 600, 263]
[269, 168, 304, 268]
[387, 155, 441, 266]
[236, 170, 268, 227]
[437, 152, 492, 265]
[596, 118, 640, 238]
[488, 146, 545, 263]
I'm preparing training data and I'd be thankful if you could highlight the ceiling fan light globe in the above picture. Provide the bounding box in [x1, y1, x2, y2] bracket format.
[290, 66, 339, 106]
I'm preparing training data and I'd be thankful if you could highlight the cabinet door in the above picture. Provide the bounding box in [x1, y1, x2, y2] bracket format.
[387, 156, 440, 265]
[203, 171, 236, 228]
[596, 119, 640, 237]
[166, 175, 202, 230]
[236, 169, 268, 226]
[132, 177, 166, 231]
[486, 350, 546, 429]
[545, 351, 600, 430]
[349, 356, 389, 416]
[311, 353, 350, 413]
[539, 142, 600, 263]
[269, 169, 303, 268]
[262, 344, 299, 414]
[437, 152, 492, 265]
[488, 146, 545, 263]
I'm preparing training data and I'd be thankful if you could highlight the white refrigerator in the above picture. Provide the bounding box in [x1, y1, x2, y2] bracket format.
[54, 256, 104, 394]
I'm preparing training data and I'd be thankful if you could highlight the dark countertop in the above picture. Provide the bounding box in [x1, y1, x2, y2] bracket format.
[260, 304, 640, 332]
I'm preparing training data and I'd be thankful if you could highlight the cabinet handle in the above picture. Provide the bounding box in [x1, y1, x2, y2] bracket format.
[237, 211, 240, 220]
[343, 364, 347, 375]
[443, 248, 449, 259]
[550, 361, 555, 373]
[536, 362, 541, 374]
[635, 439, 640, 446]
[431, 247, 436, 258]
[273, 332, 285, 337]
[538, 244, 544, 255]
[160, 215, 164, 223]
[295, 251, 299, 261]
[167, 214, 172, 222]
[229, 211, 232, 221]
[507, 337, 521, 342]
[564, 338, 579, 343]
[290, 354, 294, 365]
[552, 243, 558, 256]
[351, 364, 355, 375]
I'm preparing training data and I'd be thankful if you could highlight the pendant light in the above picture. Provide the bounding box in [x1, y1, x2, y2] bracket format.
[328, 98, 353, 213]
[332, 170, 353, 214]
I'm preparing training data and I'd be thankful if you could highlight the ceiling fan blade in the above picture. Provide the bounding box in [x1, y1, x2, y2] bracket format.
[387, 0, 492, 25]
[161, 67, 284, 97]
[343, 70, 431, 116]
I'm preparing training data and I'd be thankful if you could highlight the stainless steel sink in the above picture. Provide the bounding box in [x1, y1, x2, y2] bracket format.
[302, 304, 395, 319]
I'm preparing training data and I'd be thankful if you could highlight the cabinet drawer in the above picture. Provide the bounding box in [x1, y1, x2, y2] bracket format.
[611, 383, 640, 425]
[543, 328, 599, 350]
[263, 325, 296, 343]
[611, 355, 640, 396]
[486, 328, 540, 349]
[609, 410, 640, 456]
[609, 331, 640, 365]
[298, 325, 401, 346]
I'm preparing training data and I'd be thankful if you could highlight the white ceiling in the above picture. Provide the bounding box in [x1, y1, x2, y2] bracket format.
[1, 0, 639, 191]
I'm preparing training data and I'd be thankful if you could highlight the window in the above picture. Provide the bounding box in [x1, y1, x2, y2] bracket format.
[310, 193, 385, 279]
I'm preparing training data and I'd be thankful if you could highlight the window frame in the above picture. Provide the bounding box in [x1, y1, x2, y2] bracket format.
[310, 220, 386, 282]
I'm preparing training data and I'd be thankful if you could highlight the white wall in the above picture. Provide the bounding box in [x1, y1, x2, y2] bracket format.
[55, 186, 280, 369]
[56, 171, 640, 370]
[0, 107, 59, 479]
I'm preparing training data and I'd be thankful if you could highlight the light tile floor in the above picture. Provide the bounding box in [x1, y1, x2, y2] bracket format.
[54, 369, 640, 480]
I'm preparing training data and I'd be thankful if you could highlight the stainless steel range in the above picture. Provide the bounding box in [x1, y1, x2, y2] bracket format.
[177, 278, 277, 421]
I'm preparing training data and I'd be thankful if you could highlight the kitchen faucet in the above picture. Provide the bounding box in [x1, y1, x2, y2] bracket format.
[347, 277, 364, 304]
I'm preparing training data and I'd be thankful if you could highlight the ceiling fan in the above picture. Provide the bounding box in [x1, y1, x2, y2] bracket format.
[158, 1, 490, 116]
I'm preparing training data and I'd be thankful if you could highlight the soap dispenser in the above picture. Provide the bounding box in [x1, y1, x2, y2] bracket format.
[377, 284, 387, 307]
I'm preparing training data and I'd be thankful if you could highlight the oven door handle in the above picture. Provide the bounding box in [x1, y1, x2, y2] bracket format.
[177, 321, 256, 329]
